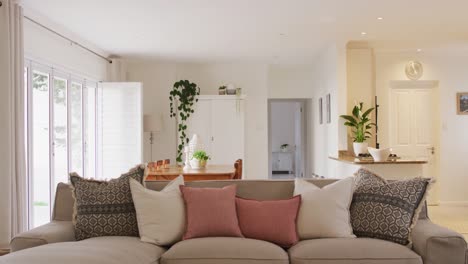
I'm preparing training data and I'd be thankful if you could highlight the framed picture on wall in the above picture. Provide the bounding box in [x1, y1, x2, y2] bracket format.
[319, 98, 323, 124]
[457, 92, 468, 115]
[326, 93, 331, 123]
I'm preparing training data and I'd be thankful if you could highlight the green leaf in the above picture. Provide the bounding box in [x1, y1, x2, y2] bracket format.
[352, 106, 359, 118]
[340, 115, 357, 126]
[362, 107, 374, 118]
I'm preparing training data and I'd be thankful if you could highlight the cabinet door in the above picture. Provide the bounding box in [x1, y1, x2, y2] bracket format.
[211, 99, 244, 165]
[185, 99, 211, 154]
[277, 152, 293, 172]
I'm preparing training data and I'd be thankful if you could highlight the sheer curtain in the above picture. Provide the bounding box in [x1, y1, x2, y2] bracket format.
[0, 0, 27, 247]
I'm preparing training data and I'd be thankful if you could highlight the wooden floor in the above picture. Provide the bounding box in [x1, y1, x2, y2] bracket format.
[428, 205, 468, 241]
[0, 249, 9, 256]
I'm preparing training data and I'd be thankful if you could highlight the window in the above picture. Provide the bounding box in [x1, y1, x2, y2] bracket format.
[70, 82, 83, 176]
[25, 61, 142, 229]
[31, 69, 51, 227]
[25, 61, 98, 228]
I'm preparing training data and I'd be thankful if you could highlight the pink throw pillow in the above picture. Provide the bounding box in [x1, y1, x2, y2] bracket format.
[236, 196, 301, 248]
[180, 185, 243, 240]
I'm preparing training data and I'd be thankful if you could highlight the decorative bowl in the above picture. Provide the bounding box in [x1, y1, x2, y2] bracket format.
[368, 147, 391, 162]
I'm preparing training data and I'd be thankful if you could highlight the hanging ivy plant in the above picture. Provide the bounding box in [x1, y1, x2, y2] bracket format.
[169, 80, 200, 162]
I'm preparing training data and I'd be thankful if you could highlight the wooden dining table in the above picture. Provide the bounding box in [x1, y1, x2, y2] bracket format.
[145, 164, 238, 182]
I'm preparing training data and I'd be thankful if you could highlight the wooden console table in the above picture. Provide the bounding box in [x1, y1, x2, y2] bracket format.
[146, 160, 242, 182]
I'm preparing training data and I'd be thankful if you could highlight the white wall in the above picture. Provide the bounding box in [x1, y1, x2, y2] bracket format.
[126, 62, 178, 166]
[23, 14, 108, 81]
[127, 61, 269, 179]
[347, 48, 376, 148]
[268, 65, 315, 99]
[375, 52, 468, 204]
[309, 44, 349, 178]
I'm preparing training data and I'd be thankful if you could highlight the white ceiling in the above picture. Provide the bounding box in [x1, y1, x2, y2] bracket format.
[21, 0, 468, 63]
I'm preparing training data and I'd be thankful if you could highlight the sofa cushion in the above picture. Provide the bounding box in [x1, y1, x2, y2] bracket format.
[180, 185, 243, 240]
[1, 236, 166, 264]
[236, 196, 301, 248]
[294, 177, 355, 239]
[70, 165, 145, 240]
[161, 237, 288, 264]
[350, 168, 432, 245]
[289, 238, 422, 264]
[130, 176, 185, 246]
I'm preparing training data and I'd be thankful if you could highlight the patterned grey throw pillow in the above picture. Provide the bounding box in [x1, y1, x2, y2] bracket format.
[350, 168, 431, 245]
[70, 165, 145, 240]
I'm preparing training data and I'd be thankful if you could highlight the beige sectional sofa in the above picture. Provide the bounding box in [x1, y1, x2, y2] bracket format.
[2, 179, 467, 264]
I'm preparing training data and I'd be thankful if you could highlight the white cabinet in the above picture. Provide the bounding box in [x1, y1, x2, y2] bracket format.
[272, 151, 294, 174]
[185, 95, 245, 165]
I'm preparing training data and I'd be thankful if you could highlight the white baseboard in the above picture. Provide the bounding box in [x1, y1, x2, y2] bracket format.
[437, 201, 468, 207]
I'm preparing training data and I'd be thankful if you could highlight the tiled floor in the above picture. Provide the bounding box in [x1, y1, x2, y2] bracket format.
[428, 205, 468, 241]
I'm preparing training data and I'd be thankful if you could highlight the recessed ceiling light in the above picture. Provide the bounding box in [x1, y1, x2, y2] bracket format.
[361, 32, 367, 36]
[377, 17, 384, 20]
[417, 49, 422, 52]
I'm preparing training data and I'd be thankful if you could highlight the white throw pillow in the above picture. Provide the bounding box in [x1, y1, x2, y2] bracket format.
[130, 175, 185, 246]
[294, 177, 355, 239]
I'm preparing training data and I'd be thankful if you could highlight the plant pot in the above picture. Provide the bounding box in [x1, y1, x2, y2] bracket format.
[190, 159, 207, 169]
[200, 160, 207, 167]
[353, 142, 369, 157]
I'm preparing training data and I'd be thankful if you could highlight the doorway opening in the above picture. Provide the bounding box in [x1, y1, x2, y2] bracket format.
[268, 99, 309, 179]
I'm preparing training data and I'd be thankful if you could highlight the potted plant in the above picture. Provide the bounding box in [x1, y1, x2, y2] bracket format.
[190, 150, 211, 169]
[218, 85, 227, 95]
[280, 144, 289, 152]
[340, 102, 376, 157]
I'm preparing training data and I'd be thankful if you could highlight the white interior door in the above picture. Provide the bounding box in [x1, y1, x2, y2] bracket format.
[185, 99, 212, 155]
[211, 99, 245, 165]
[390, 81, 439, 203]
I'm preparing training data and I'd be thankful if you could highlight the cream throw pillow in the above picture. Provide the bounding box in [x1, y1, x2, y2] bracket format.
[130, 175, 185, 246]
[294, 177, 355, 239]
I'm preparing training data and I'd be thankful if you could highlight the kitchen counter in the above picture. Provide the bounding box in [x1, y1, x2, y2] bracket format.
[329, 151, 428, 180]
[329, 153, 428, 165]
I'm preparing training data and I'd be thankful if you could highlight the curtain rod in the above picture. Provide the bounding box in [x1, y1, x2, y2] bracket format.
[24, 16, 113, 64]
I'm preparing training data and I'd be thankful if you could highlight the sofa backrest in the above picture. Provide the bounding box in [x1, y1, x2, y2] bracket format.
[51, 178, 429, 222]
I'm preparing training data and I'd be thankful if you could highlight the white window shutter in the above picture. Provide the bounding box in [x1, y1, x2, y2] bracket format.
[97, 82, 142, 179]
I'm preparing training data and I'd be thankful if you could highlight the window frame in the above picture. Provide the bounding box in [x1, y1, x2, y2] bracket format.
[25, 58, 100, 228]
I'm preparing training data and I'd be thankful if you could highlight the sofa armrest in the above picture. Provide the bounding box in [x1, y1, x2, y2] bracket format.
[411, 219, 467, 264]
[10, 221, 75, 252]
